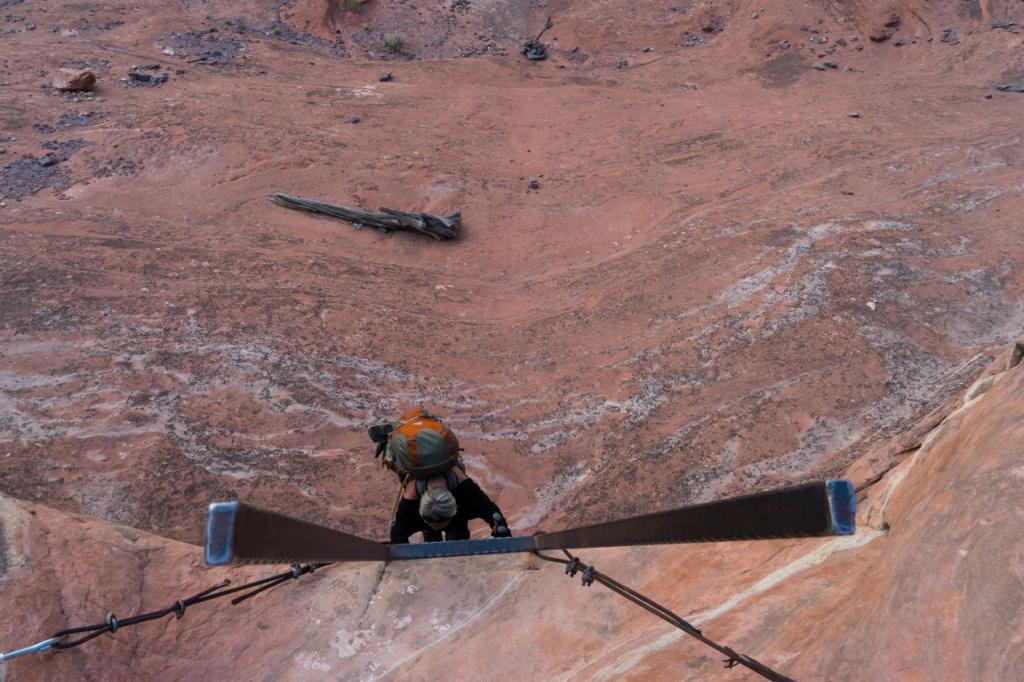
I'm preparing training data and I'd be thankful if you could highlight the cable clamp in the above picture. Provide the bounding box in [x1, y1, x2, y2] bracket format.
[104, 612, 119, 634]
[580, 565, 595, 587]
[173, 600, 186, 619]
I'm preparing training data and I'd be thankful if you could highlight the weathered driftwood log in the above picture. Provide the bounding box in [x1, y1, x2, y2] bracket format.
[268, 193, 460, 240]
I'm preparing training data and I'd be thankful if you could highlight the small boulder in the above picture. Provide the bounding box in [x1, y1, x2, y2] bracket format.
[52, 68, 96, 92]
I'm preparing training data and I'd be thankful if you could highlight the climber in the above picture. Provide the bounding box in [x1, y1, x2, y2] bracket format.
[369, 406, 511, 544]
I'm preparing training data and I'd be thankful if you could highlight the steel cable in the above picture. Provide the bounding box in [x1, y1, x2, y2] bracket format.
[1, 563, 329, 661]
[532, 549, 794, 682]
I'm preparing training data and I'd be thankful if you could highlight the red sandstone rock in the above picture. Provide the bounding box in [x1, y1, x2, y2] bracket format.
[3, 344, 1023, 680]
[2, 0, 1024, 678]
[51, 68, 96, 92]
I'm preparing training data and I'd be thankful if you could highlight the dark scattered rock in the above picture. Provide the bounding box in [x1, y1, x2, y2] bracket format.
[126, 68, 169, 86]
[985, 94, 993, 99]
[835, 37, 847, 46]
[894, 38, 906, 46]
[778, 40, 790, 49]
[941, 28, 959, 44]
[34, 123, 56, 134]
[683, 34, 705, 47]
[350, 116, 361, 124]
[614, 58, 628, 69]
[102, 20, 123, 30]
[56, 110, 103, 128]
[378, 72, 392, 82]
[520, 38, 547, 61]
[41, 139, 87, 158]
[262, 21, 347, 58]
[756, 52, 808, 87]
[810, 63, 827, 71]
[870, 14, 900, 42]
[849, 112, 861, 118]
[0, 138, 87, 198]
[990, 20, 1017, 30]
[996, 84, 1024, 92]
[528, 178, 540, 190]
[701, 15, 724, 34]
[161, 29, 243, 66]
[1, 156, 65, 199]
[823, 60, 838, 69]
[91, 156, 141, 179]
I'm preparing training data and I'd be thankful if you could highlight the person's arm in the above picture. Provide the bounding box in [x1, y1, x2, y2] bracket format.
[390, 498, 423, 544]
[452, 478, 510, 536]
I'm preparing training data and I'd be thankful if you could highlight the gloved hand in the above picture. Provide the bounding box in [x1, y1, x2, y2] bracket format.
[491, 512, 511, 538]
[368, 424, 393, 459]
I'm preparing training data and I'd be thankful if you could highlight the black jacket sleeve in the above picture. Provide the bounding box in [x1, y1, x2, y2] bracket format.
[390, 498, 424, 544]
[452, 478, 503, 527]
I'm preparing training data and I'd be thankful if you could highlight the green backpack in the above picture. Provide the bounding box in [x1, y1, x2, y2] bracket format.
[382, 407, 461, 478]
